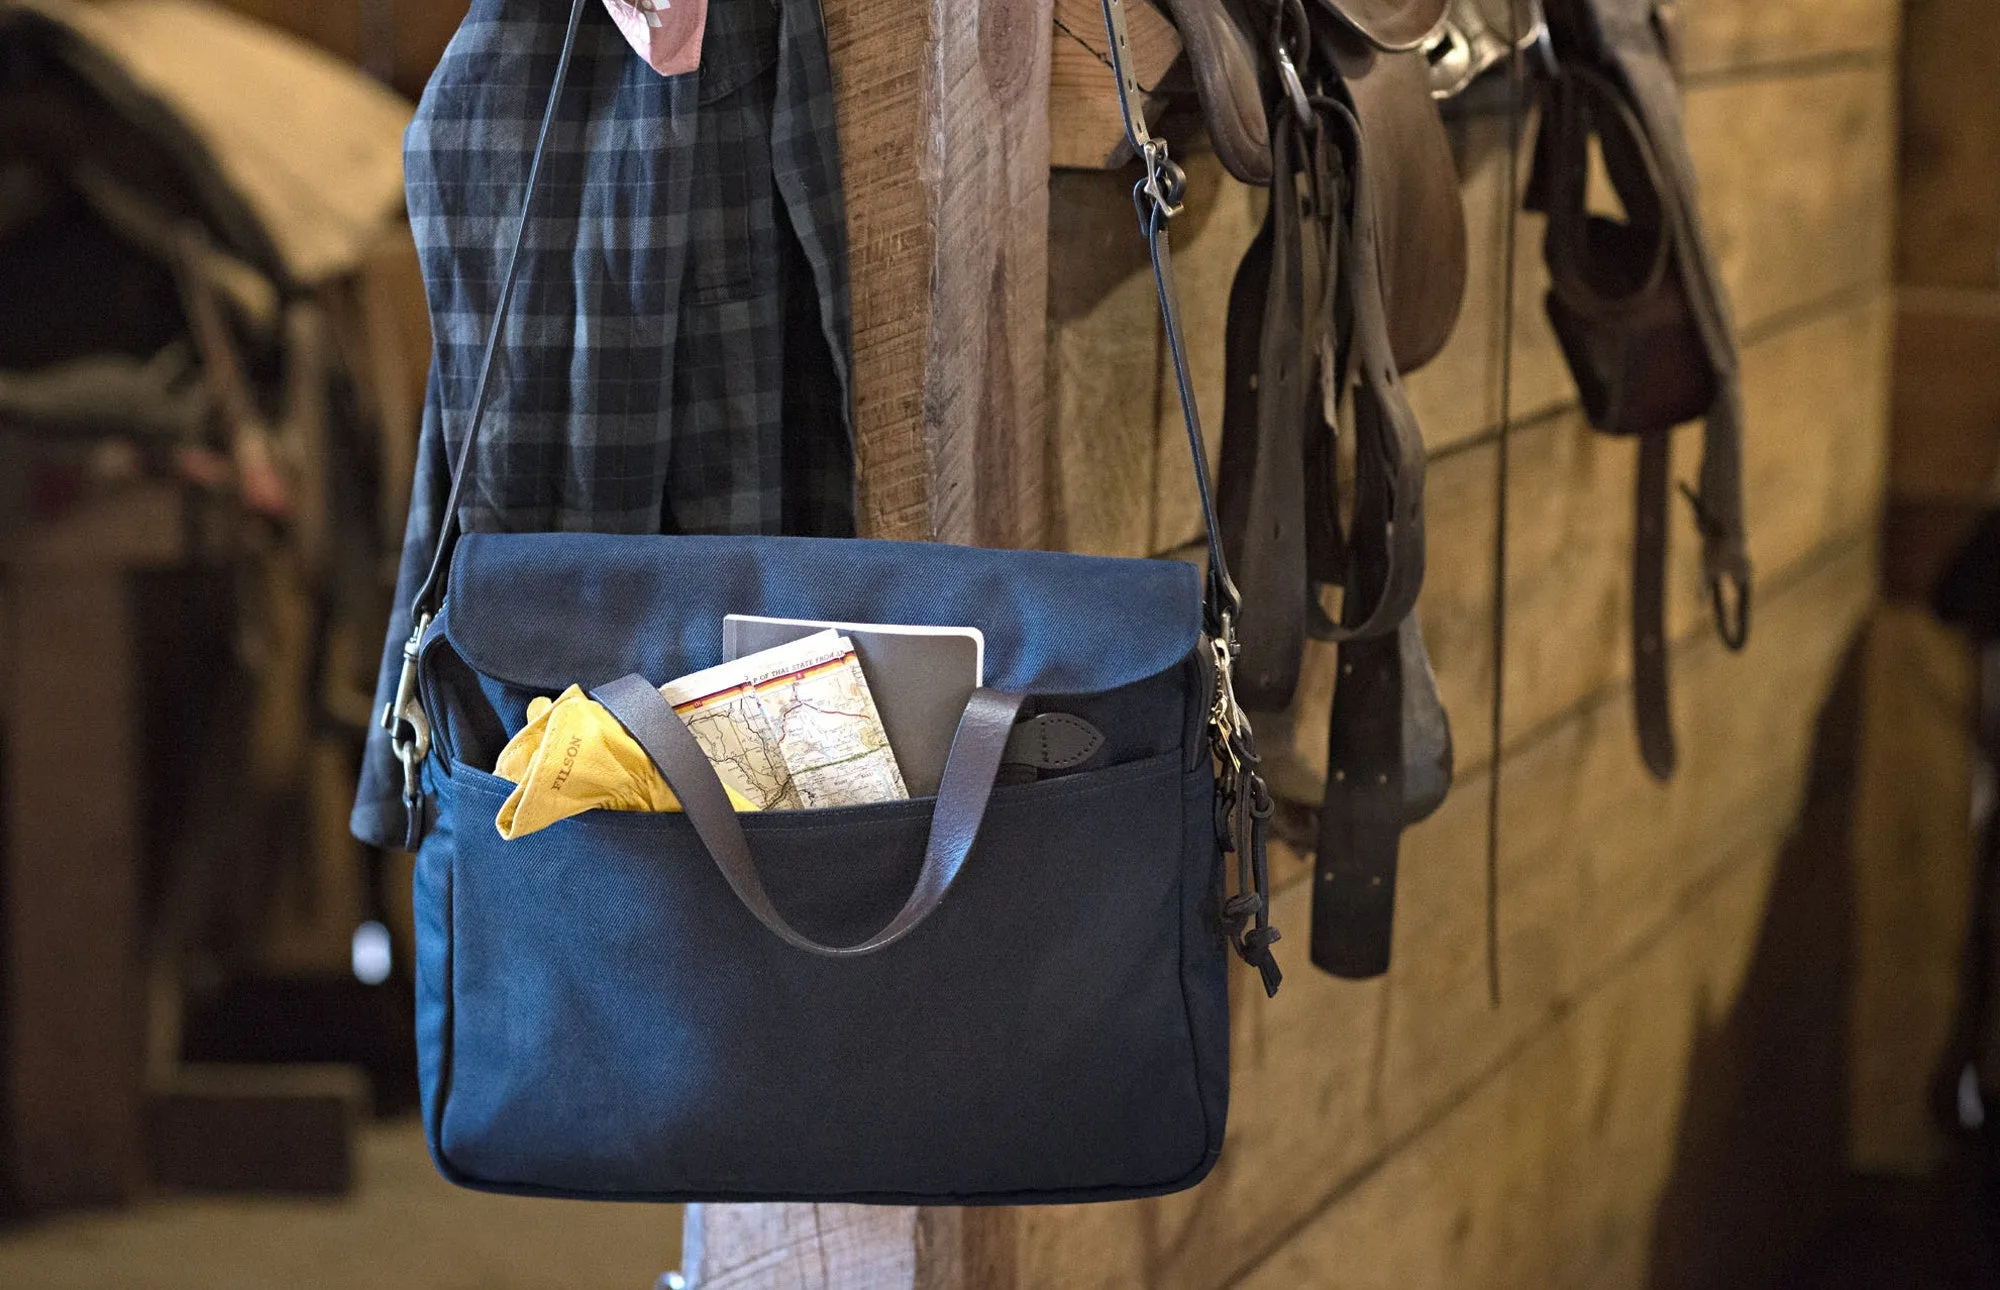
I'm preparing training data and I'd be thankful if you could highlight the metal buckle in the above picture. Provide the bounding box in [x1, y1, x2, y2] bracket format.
[1526, 11, 1558, 80]
[1275, 45, 1314, 130]
[1272, 0, 1315, 128]
[1208, 614, 1252, 764]
[1134, 139, 1187, 225]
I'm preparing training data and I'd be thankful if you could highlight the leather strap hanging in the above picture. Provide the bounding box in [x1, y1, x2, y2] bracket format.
[1204, 0, 1464, 979]
[1528, 0, 1752, 779]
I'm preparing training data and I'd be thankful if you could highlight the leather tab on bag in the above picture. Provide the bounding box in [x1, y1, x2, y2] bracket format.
[1001, 713, 1106, 771]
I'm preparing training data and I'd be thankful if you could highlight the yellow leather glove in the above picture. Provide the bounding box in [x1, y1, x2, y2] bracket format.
[493, 685, 758, 839]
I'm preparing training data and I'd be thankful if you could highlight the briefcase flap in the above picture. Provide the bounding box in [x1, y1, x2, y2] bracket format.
[441, 531, 1205, 697]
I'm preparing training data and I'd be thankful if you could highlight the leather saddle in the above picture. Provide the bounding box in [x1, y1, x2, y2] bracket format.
[1155, 0, 1467, 977]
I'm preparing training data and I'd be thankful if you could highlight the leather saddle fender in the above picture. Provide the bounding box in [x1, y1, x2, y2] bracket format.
[1327, 26, 1468, 371]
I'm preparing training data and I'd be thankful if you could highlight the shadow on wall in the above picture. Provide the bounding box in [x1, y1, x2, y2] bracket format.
[1645, 636, 1864, 1290]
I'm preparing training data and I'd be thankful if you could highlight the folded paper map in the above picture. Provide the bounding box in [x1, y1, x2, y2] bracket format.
[723, 615, 982, 797]
[660, 630, 909, 810]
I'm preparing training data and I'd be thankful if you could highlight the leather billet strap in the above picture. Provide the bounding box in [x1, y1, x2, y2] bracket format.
[1304, 95, 1431, 651]
[1215, 124, 1310, 708]
[1631, 430, 1675, 775]
[1221, 80, 1430, 683]
[1307, 92, 1445, 977]
[1312, 384, 1408, 976]
[1571, 0, 1752, 658]
[595, 675, 1025, 957]
[1197, 0, 1453, 978]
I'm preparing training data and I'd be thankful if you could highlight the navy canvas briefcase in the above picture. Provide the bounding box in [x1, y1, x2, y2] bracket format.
[383, 0, 1280, 1205]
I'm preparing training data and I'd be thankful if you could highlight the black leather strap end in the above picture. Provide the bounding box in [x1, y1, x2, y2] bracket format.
[1312, 631, 1404, 979]
[1632, 428, 1677, 781]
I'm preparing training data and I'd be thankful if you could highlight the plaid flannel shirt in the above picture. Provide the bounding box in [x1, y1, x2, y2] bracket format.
[352, 0, 855, 848]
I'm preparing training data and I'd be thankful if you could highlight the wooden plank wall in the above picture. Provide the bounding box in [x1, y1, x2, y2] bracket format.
[1032, 1, 1899, 1284]
[1896, 0, 2000, 474]
[1841, 0, 2000, 1176]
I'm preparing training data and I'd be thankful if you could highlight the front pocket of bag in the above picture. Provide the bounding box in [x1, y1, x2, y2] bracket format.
[433, 750, 1212, 1200]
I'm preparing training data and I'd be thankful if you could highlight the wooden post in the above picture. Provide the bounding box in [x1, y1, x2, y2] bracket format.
[679, 0, 1051, 1280]
[827, 0, 1052, 549]
[1, 489, 195, 1209]
[3, 568, 145, 1209]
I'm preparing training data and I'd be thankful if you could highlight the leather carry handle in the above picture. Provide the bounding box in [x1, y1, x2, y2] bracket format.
[593, 674, 1025, 957]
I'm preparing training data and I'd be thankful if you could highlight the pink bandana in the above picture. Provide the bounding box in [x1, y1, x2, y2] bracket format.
[602, 0, 706, 78]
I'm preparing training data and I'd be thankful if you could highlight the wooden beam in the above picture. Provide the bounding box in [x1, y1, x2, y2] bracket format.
[1896, 0, 1998, 292]
[1847, 607, 1978, 1173]
[682, 1205, 919, 1288]
[830, 0, 1054, 547]
[3, 566, 147, 1209]
[1676, 0, 1897, 77]
[681, 0, 1053, 1277]
[146, 1064, 367, 1195]
[824, 0, 933, 541]
[1891, 288, 2000, 505]
[1684, 65, 1895, 334]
